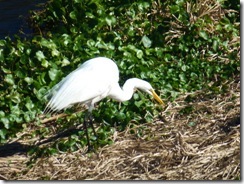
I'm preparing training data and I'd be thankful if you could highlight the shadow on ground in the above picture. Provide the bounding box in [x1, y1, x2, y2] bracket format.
[0, 127, 83, 157]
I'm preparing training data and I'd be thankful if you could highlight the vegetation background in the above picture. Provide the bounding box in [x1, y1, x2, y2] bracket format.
[0, 0, 240, 180]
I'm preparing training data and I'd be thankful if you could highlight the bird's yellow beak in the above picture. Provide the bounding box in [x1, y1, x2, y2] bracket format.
[150, 89, 164, 105]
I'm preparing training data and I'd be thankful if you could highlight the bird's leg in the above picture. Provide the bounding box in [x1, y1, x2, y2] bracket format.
[87, 113, 98, 141]
[84, 112, 98, 151]
[83, 114, 91, 151]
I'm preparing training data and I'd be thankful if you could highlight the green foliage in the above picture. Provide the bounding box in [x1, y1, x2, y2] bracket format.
[0, 0, 239, 151]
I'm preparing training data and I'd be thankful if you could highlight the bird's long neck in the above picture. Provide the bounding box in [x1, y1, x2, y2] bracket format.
[108, 78, 138, 102]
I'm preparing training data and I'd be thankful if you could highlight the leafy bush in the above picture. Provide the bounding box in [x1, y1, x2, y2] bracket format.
[0, 0, 239, 150]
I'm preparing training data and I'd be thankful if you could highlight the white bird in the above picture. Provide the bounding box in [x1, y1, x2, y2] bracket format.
[44, 57, 164, 149]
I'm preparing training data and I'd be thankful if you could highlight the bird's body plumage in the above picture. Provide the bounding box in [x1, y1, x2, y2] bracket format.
[45, 57, 119, 112]
[44, 57, 163, 113]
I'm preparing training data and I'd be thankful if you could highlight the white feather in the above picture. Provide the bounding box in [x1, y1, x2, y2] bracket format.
[44, 56, 163, 113]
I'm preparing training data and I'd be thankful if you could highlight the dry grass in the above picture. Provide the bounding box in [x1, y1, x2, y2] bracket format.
[0, 79, 240, 180]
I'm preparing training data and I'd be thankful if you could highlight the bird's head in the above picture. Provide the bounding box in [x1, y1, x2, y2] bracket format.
[132, 78, 164, 105]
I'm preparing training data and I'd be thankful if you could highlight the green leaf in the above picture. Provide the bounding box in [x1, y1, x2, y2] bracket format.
[135, 100, 143, 108]
[24, 77, 34, 85]
[212, 40, 218, 51]
[138, 2, 150, 11]
[199, 31, 208, 40]
[105, 16, 116, 27]
[51, 49, 60, 57]
[179, 73, 186, 82]
[11, 93, 21, 104]
[36, 50, 45, 61]
[48, 68, 60, 81]
[69, 11, 77, 20]
[181, 65, 187, 72]
[0, 40, 6, 47]
[0, 111, 5, 118]
[41, 60, 49, 68]
[25, 100, 34, 111]
[11, 105, 20, 116]
[61, 58, 70, 67]
[36, 87, 48, 101]
[40, 39, 56, 49]
[1, 118, 10, 129]
[1, 66, 11, 74]
[62, 34, 72, 46]
[24, 113, 31, 122]
[5, 74, 15, 85]
[136, 50, 143, 59]
[190, 72, 198, 79]
[141, 35, 152, 48]
[74, 0, 83, 3]
[0, 129, 7, 140]
[87, 39, 95, 47]
[127, 26, 135, 36]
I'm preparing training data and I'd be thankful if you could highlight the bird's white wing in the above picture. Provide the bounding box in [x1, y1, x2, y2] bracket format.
[45, 57, 119, 112]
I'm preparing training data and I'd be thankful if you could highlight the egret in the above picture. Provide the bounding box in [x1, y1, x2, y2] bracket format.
[44, 57, 164, 149]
